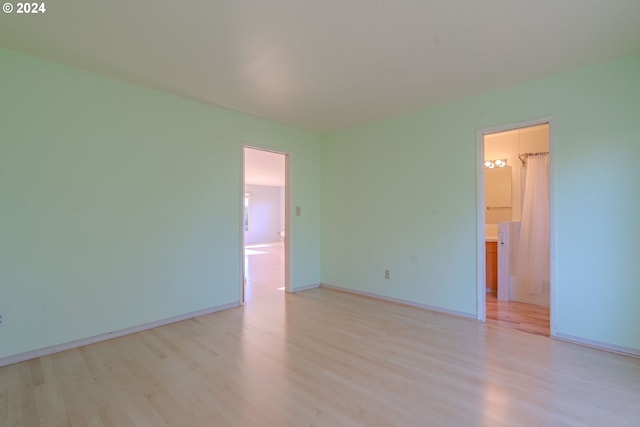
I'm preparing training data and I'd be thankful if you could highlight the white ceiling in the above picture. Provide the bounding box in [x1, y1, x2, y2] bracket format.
[244, 148, 285, 187]
[1, 1, 639, 132]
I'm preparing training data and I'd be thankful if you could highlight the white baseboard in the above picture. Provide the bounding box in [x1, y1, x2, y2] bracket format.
[287, 283, 320, 293]
[0, 302, 240, 368]
[320, 283, 476, 319]
[552, 333, 640, 358]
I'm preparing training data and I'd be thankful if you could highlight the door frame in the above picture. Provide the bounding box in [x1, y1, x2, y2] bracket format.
[241, 146, 291, 303]
[476, 116, 556, 336]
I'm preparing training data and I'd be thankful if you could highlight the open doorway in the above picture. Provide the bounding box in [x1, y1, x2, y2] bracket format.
[478, 121, 551, 336]
[242, 147, 289, 303]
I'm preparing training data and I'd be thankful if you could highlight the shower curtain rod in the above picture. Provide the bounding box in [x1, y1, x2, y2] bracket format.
[518, 151, 549, 165]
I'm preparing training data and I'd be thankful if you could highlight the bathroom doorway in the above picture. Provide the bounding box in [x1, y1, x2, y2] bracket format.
[477, 120, 552, 336]
[242, 147, 289, 303]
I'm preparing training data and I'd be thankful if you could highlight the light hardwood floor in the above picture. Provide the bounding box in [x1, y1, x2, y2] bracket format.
[486, 293, 550, 336]
[1, 245, 639, 426]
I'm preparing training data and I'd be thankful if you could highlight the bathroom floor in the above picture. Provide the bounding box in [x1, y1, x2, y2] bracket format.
[486, 293, 550, 336]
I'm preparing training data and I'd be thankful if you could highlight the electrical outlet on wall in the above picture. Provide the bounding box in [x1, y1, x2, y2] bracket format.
[384, 269, 390, 279]
[0, 313, 4, 327]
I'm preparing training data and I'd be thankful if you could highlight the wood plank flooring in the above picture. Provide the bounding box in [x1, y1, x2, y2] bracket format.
[1, 245, 638, 426]
[486, 293, 550, 336]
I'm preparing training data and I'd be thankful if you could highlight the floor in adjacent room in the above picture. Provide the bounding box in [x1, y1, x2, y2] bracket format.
[243, 242, 286, 303]
[1, 243, 638, 426]
[486, 293, 550, 336]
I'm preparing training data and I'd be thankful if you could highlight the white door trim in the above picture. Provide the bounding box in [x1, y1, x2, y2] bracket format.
[476, 117, 555, 336]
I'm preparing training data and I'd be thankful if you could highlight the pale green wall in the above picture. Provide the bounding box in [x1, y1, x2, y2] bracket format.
[322, 55, 640, 351]
[2, 47, 638, 360]
[0, 48, 322, 359]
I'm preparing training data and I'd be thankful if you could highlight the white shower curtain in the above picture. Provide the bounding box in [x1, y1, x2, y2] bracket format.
[516, 154, 549, 296]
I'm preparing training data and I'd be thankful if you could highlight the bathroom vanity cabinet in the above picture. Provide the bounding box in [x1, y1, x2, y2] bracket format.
[486, 241, 497, 293]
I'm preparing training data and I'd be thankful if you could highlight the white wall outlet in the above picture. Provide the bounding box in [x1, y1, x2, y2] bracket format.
[384, 269, 390, 279]
[295, 206, 302, 216]
[0, 313, 4, 327]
